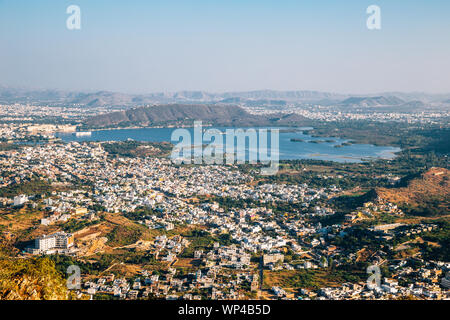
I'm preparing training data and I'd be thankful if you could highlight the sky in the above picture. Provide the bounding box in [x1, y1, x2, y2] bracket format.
[0, 0, 449, 94]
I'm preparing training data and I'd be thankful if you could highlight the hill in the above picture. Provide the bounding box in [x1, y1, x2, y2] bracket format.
[83, 104, 308, 128]
[340, 96, 405, 107]
[0, 257, 71, 300]
[376, 168, 450, 216]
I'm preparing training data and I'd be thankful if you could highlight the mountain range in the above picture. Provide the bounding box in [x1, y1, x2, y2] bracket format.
[2, 86, 450, 109]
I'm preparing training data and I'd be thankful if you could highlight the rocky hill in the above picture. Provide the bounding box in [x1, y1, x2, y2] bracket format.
[0, 257, 71, 300]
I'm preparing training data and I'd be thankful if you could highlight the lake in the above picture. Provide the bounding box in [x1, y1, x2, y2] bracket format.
[55, 127, 401, 163]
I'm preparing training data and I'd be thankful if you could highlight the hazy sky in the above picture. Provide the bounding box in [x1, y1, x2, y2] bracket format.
[1, 0, 449, 94]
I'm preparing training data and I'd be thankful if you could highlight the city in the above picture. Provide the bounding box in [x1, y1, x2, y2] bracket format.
[0, 105, 448, 300]
[0, 2, 449, 316]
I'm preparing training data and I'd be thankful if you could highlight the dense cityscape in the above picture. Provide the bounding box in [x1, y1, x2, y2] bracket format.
[0, 2, 449, 313]
[0, 101, 448, 301]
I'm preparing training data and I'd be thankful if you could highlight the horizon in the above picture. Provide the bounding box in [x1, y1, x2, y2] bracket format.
[2, 85, 450, 97]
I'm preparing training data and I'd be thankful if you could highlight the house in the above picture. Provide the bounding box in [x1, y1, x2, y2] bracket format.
[13, 194, 28, 207]
[263, 253, 284, 266]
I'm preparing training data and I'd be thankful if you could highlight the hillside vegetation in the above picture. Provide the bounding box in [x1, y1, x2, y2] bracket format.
[0, 257, 70, 300]
[376, 168, 450, 216]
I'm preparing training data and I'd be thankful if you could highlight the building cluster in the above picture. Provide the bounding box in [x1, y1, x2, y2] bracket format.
[244, 104, 450, 125]
[0, 104, 112, 125]
[308, 260, 450, 300]
[83, 269, 259, 300]
[0, 136, 448, 300]
[345, 201, 404, 223]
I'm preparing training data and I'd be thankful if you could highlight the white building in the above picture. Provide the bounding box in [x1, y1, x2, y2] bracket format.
[13, 194, 28, 207]
[35, 234, 56, 252]
[34, 232, 74, 253]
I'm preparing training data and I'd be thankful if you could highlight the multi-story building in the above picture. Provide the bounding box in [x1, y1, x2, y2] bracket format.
[32, 232, 74, 253]
[35, 234, 56, 252]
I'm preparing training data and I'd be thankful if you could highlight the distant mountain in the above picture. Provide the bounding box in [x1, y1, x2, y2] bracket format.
[219, 90, 346, 101]
[218, 97, 287, 106]
[1, 86, 449, 111]
[376, 92, 450, 103]
[0, 87, 345, 106]
[0, 87, 81, 104]
[70, 91, 135, 107]
[399, 100, 426, 108]
[339, 96, 405, 107]
[83, 104, 308, 128]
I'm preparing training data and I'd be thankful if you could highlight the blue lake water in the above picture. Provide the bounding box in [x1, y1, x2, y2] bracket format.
[56, 127, 401, 163]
